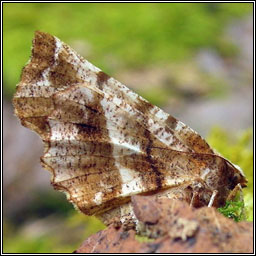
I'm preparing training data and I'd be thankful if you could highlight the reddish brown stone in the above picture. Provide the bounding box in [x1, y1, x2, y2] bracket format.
[75, 196, 253, 253]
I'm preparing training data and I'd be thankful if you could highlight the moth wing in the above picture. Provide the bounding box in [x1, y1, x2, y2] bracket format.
[13, 31, 246, 215]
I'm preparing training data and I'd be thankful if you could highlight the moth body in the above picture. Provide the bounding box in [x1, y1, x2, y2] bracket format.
[13, 31, 247, 227]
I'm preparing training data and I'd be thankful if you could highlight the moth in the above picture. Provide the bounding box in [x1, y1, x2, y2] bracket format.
[13, 31, 247, 227]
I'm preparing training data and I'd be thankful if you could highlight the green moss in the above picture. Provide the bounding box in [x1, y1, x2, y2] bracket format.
[217, 186, 246, 222]
[218, 200, 246, 222]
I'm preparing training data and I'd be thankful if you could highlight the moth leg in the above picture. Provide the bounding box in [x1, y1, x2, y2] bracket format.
[208, 190, 218, 207]
[190, 191, 199, 207]
[227, 183, 243, 201]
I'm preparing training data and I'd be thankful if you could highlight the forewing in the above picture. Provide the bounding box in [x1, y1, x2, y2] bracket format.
[13, 31, 246, 215]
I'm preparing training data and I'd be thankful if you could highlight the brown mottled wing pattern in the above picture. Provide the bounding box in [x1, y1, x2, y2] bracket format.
[13, 31, 247, 215]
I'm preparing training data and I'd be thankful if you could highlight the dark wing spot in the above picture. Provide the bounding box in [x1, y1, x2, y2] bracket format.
[21, 31, 56, 84]
[97, 71, 111, 90]
[144, 130, 163, 189]
[166, 115, 178, 130]
[135, 97, 154, 115]
[49, 50, 83, 88]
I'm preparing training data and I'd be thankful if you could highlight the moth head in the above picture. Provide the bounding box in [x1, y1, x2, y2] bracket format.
[200, 156, 247, 206]
[226, 161, 247, 189]
[216, 161, 247, 206]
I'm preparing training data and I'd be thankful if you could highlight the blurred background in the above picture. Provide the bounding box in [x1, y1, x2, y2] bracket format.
[3, 3, 253, 253]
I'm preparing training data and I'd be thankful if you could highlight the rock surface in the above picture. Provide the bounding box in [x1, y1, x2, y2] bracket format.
[75, 195, 253, 253]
